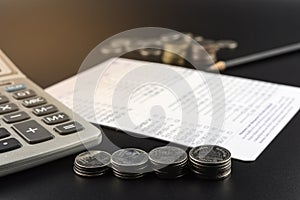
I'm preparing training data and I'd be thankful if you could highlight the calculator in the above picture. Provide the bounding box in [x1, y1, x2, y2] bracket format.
[0, 50, 102, 177]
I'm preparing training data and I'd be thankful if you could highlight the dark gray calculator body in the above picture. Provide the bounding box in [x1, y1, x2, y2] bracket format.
[0, 50, 102, 177]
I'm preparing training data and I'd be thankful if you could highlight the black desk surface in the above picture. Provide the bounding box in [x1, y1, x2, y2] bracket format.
[1, 1, 300, 199]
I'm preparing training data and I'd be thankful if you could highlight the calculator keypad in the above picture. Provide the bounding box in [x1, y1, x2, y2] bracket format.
[54, 121, 84, 135]
[13, 89, 36, 100]
[0, 103, 19, 114]
[0, 84, 84, 152]
[0, 138, 22, 153]
[22, 96, 47, 107]
[3, 111, 30, 123]
[12, 120, 54, 144]
[0, 128, 10, 139]
[42, 112, 70, 125]
[0, 95, 9, 104]
[32, 104, 58, 116]
[4, 84, 26, 92]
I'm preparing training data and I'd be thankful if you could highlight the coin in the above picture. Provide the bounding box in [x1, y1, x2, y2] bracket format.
[73, 166, 109, 177]
[111, 148, 148, 167]
[191, 168, 231, 180]
[112, 170, 145, 179]
[189, 145, 232, 180]
[111, 148, 149, 179]
[73, 150, 111, 177]
[189, 145, 231, 165]
[149, 146, 187, 166]
[149, 146, 188, 179]
[75, 150, 111, 169]
[154, 171, 186, 179]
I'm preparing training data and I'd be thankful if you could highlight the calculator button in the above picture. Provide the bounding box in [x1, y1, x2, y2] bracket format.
[0, 95, 9, 104]
[12, 120, 53, 144]
[54, 121, 84, 135]
[42, 112, 70, 125]
[13, 89, 36, 100]
[0, 103, 19, 114]
[0, 138, 22, 153]
[4, 84, 26, 92]
[0, 128, 10, 139]
[2, 111, 30, 123]
[32, 104, 58, 116]
[22, 96, 47, 108]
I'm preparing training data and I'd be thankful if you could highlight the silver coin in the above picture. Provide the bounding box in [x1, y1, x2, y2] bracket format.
[111, 148, 148, 167]
[75, 150, 111, 170]
[153, 166, 187, 175]
[73, 165, 110, 174]
[112, 168, 145, 179]
[112, 163, 148, 174]
[112, 169, 145, 177]
[189, 145, 231, 165]
[190, 164, 231, 175]
[151, 159, 188, 170]
[155, 171, 186, 179]
[190, 161, 231, 171]
[191, 168, 231, 180]
[189, 156, 231, 168]
[73, 167, 107, 177]
[112, 172, 145, 180]
[149, 146, 187, 166]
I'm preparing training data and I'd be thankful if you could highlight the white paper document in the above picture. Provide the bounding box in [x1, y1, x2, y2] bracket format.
[46, 58, 300, 161]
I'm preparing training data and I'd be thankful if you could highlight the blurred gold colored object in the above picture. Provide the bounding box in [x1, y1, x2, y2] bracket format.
[100, 32, 239, 68]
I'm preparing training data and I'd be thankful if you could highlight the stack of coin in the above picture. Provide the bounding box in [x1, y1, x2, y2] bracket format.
[73, 150, 111, 177]
[111, 148, 149, 179]
[189, 145, 231, 180]
[149, 146, 188, 179]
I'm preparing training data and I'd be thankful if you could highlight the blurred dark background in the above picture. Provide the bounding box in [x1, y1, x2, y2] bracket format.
[0, 0, 299, 88]
[1, 1, 300, 200]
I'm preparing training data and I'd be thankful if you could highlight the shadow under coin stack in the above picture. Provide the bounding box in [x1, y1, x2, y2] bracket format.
[73, 150, 111, 177]
[149, 146, 188, 179]
[189, 145, 231, 180]
[111, 148, 149, 179]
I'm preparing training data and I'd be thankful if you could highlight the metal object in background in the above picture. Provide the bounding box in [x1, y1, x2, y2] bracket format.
[100, 32, 238, 67]
[208, 42, 300, 71]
